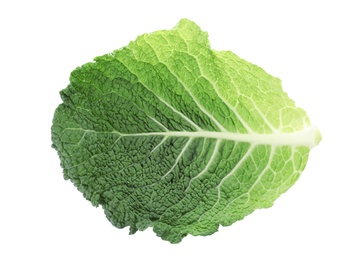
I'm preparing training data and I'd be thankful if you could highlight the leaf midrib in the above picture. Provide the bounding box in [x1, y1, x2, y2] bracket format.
[64, 125, 320, 148]
[119, 126, 319, 148]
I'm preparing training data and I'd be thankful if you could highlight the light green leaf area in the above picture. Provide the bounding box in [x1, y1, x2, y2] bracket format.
[51, 19, 321, 243]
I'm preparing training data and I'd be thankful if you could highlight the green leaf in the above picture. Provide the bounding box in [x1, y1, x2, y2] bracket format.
[51, 18, 321, 243]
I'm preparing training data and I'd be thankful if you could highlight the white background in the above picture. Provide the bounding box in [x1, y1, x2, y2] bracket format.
[1, 0, 353, 259]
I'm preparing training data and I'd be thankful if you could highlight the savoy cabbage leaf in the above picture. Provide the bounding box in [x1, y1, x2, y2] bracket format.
[51, 19, 321, 243]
